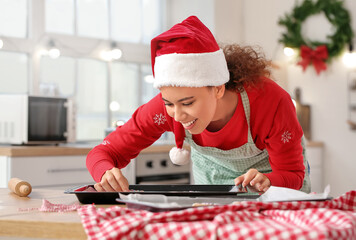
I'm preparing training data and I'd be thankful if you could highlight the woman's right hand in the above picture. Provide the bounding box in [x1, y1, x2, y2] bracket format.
[94, 167, 130, 192]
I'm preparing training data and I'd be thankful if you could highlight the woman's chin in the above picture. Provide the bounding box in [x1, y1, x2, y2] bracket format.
[187, 126, 205, 135]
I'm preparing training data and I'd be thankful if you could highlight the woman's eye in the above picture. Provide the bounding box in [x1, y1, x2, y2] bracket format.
[182, 102, 193, 106]
[164, 103, 173, 106]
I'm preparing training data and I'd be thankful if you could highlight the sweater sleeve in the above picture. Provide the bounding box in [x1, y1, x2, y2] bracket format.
[263, 94, 305, 190]
[86, 94, 172, 182]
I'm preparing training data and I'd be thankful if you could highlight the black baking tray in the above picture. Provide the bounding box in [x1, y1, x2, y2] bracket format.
[65, 184, 260, 204]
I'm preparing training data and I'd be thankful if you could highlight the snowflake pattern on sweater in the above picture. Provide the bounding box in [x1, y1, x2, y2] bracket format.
[281, 131, 292, 143]
[153, 113, 167, 125]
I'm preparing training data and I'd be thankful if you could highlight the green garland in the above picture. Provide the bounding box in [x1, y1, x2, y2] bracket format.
[278, 0, 353, 62]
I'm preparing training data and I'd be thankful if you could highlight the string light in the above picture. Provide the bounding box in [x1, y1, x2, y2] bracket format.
[100, 42, 122, 61]
[100, 50, 112, 61]
[283, 47, 295, 57]
[48, 40, 61, 59]
[144, 74, 154, 83]
[342, 43, 356, 68]
[109, 101, 120, 111]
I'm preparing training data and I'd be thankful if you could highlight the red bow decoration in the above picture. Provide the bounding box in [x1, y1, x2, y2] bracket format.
[297, 45, 329, 75]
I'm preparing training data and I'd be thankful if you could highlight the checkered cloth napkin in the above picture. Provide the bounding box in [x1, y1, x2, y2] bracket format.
[78, 190, 356, 240]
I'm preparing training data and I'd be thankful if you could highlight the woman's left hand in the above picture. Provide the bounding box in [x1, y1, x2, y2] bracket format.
[234, 168, 271, 192]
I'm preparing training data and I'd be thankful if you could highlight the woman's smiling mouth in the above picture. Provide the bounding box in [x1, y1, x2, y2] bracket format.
[181, 119, 197, 129]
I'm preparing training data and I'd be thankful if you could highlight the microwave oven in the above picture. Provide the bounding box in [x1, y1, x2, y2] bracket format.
[0, 94, 76, 145]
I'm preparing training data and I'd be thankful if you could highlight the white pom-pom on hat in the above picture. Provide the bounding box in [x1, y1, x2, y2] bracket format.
[169, 146, 190, 165]
[167, 116, 190, 165]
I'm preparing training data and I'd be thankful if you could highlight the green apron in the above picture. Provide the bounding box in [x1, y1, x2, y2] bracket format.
[184, 90, 311, 193]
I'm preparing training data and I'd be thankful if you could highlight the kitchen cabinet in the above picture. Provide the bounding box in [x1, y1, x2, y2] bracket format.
[347, 71, 356, 129]
[0, 144, 177, 189]
[1, 155, 93, 188]
[0, 146, 95, 189]
[305, 141, 324, 193]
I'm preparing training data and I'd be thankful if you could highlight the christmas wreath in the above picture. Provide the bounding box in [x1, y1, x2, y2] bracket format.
[278, 0, 353, 75]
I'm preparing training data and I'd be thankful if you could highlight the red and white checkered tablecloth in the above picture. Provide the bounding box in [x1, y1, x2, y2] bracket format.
[77, 190, 356, 240]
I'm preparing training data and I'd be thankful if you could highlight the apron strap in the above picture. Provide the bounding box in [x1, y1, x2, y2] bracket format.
[240, 90, 254, 144]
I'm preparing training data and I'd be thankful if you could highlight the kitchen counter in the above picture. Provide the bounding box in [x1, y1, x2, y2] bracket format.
[0, 141, 320, 157]
[0, 187, 105, 239]
[0, 142, 187, 189]
[0, 143, 176, 157]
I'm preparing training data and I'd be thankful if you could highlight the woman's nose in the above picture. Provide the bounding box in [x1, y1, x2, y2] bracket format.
[173, 106, 185, 122]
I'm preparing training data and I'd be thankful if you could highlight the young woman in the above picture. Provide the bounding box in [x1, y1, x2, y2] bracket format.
[86, 16, 311, 193]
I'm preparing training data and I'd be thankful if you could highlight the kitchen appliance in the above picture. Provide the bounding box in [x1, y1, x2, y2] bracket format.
[0, 94, 76, 145]
[134, 152, 191, 185]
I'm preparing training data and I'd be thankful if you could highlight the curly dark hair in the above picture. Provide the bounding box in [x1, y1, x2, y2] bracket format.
[222, 44, 271, 92]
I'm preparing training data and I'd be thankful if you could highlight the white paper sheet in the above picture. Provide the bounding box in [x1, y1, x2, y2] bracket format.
[257, 185, 331, 202]
[118, 193, 253, 208]
[118, 185, 331, 210]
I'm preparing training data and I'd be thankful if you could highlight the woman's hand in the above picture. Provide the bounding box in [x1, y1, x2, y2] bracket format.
[94, 167, 130, 192]
[234, 168, 271, 192]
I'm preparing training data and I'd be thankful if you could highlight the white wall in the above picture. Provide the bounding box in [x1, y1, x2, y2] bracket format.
[214, 0, 356, 197]
[166, 0, 215, 31]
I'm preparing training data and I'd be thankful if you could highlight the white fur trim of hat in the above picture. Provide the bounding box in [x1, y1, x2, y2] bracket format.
[153, 49, 229, 88]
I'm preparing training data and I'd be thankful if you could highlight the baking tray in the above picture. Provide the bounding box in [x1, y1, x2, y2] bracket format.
[115, 193, 259, 212]
[115, 198, 191, 212]
[65, 184, 260, 204]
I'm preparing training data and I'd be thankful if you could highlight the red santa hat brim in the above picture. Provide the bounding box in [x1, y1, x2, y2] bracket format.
[151, 16, 229, 89]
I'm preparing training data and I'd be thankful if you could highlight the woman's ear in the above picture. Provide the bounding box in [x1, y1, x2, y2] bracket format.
[215, 84, 225, 99]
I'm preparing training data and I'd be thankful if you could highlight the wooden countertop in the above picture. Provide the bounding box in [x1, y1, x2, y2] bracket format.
[0, 140, 322, 157]
[0, 143, 176, 157]
[0, 188, 94, 239]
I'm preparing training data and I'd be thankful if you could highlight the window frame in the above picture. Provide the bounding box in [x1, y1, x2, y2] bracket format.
[0, 0, 166, 141]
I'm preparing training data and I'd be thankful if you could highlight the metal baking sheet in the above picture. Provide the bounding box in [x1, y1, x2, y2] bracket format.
[115, 193, 258, 212]
[116, 199, 191, 212]
[65, 184, 260, 204]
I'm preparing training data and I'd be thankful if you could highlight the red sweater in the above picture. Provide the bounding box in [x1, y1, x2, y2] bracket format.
[86, 78, 305, 189]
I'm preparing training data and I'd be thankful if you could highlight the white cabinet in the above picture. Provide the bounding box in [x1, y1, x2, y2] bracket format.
[0, 155, 94, 189]
[306, 142, 324, 193]
[0, 144, 175, 189]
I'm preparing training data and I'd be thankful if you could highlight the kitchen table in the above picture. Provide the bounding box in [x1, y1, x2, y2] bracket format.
[0, 187, 115, 239]
[2, 187, 355, 240]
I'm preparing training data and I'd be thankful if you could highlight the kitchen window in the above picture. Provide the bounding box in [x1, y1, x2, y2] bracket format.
[42, 0, 164, 141]
[40, 56, 76, 96]
[0, 51, 28, 94]
[0, 0, 28, 38]
[0, 0, 214, 142]
[0, 0, 29, 94]
[76, 0, 109, 39]
[45, 0, 164, 43]
[111, 0, 163, 44]
[39, 55, 155, 141]
[76, 58, 108, 140]
[111, 62, 140, 122]
[45, 0, 75, 35]
[141, 64, 159, 104]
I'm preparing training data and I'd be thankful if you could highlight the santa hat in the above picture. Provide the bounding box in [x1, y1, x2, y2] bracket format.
[151, 16, 229, 165]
